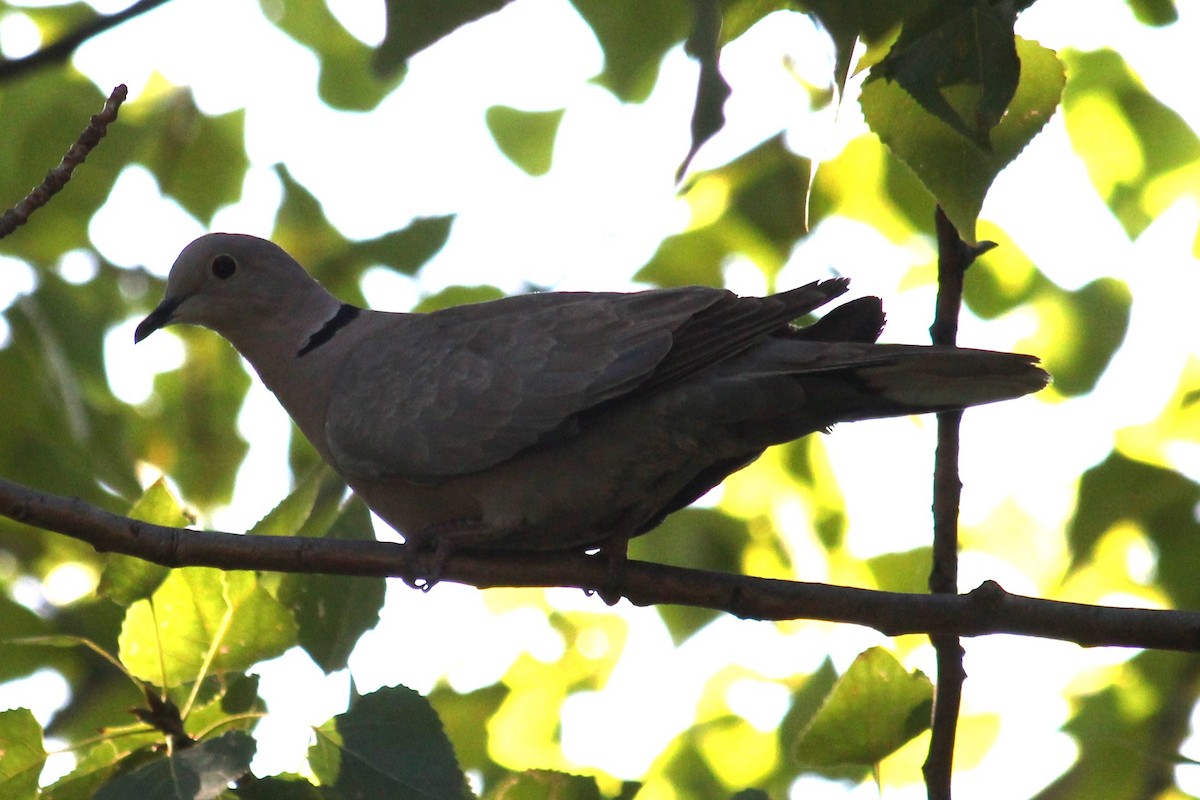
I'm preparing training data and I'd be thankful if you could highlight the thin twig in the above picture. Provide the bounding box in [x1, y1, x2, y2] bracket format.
[3, 475, 1200, 650]
[0, 0, 171, 82]
[0, 84, 128, 239]
[922, 208, 999, 799]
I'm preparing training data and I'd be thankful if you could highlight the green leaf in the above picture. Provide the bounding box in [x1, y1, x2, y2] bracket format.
[794, 0, 911, 99]
[861, 36, 1064, 241]
[249, 464, 345, 539]
[0, 74, 115, 263]
[181, 674, 265, 743]
[1126, 0, 1178, 25]
[792, 647, 932, 768]
[873, 0, 1019, 149]
[485, 106, 565, 176]
[866, 547, 933, 595]
[140, 327, 251, 510]
[230, 773, 328, 798]
[131, 89, 248, 224]
[1061, 48, 1200, 239]
[99, 480, 190, 606]
[630, 508, 749, 643]
[489, 770, 606, 799]
[44, 735, 161, 800]
[1034, 277, 1130, 397]
[93, 731, 255, 800]
[278, 497, 385, 673]
[569, 0, 691, 102]
[118, 569, 297, 687]
[427, 684, 509, 786]
[374, 0, 516, 78]
[0, 708, 46, 800]
[677, 0, 730, 180]
[270, 0, 400, 110]
[414, 285, 506, 312]
[272, 166, 454, 302]
[1068, 451, 1200, 606]
[638, 134, 811, 286]
[309, 685, 470, 799]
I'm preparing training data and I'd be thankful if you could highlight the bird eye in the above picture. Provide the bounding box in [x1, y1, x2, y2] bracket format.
[211, 254, 237, 280]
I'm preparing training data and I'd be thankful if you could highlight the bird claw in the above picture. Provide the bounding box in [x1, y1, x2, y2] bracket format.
[595, 534, 632, 606]
[400, 528, 454, 591]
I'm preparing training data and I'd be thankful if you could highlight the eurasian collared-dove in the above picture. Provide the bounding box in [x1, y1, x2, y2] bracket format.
[135, 233, 1047, 559]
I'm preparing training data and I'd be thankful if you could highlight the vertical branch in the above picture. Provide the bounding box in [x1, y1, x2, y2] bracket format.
[922, 208, 995, 799]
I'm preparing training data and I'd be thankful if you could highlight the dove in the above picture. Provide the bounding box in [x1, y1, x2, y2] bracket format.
[135, 233, 1047, 567]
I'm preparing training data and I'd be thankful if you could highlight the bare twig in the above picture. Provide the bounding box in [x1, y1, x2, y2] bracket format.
[0, 0, 171, 82]
[0, 84, 128, 240]
[3, 475, 1200, 650]
[923, 208, 1000, 799]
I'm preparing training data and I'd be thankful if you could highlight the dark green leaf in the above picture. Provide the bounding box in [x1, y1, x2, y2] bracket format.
[569, 0, 691, 102]
[639, 134, 811, 285]
[278, 498, 384, 673]
[272, 166, 454, 302]
[249, 464, 345, 539]
[1033, 650, 1195, 800]
[630, 508, 749, 643]
[0, 75, 115, 263]
[0, 708, 46, 800]
[793, 647, 931, 767]
[309, 685, 470, 799]
[93, 731, 255, 800]
[677, 0, 730, 180]
[861, 36, 1064, 240]
[0, 264, 143, 506]
[1068, 451, 1200, 606]
[489, 769, 606, 799]
[141, 327, 251, 509]
[270, 0, 400, 110]
[1125, 0, 1178, 25]
[232, 773, 330, 798]
[795, 0, 911, 98]
[873, 0, 1019, 149]
[374, 0, 516, 78]
[485, 106, 566, 176]
[131, 92, 248, 223]
[427, 684, 509, 787]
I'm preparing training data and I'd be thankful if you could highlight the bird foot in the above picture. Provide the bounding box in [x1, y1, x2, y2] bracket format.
[595, 534, 632, 606]
[401, 518, 489, 591]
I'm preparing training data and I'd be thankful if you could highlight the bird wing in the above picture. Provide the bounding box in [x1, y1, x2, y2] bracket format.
[324, 279, 849, 480]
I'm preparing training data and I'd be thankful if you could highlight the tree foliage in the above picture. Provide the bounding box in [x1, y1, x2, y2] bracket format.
[0, 0, 1197, 798]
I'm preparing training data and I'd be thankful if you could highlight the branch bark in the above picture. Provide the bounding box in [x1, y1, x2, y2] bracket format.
[3, 475, 1200, 651]
[0, 84, 128, 239]
[0, 0, 171, 83]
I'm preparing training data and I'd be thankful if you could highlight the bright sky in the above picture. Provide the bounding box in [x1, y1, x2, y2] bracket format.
[1, 0, 1199, 795]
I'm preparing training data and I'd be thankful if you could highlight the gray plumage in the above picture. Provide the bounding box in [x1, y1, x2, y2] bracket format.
[136, 233, 1048, 554]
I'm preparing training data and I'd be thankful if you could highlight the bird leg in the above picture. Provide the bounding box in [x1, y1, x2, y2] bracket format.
[595, 530, 634, 606]
[401, 518, 494, 591]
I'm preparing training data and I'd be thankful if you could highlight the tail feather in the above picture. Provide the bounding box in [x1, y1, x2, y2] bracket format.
[857, 346, 1048, 410]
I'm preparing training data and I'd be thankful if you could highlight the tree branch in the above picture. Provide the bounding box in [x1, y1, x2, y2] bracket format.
[0, 0, 172, 83]
[0, 84, 128, 239]
[3, 475, 1200, 651]
[923, 207, 979, 799]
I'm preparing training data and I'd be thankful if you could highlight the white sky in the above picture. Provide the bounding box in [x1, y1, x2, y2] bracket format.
[1, 0, 1199, 795]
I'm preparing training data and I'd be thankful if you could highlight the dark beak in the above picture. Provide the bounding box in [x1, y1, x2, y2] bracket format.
[134, 297, 182, 343]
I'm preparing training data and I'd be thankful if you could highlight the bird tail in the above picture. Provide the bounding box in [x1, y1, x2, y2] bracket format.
[820, 344, 1049, 422]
